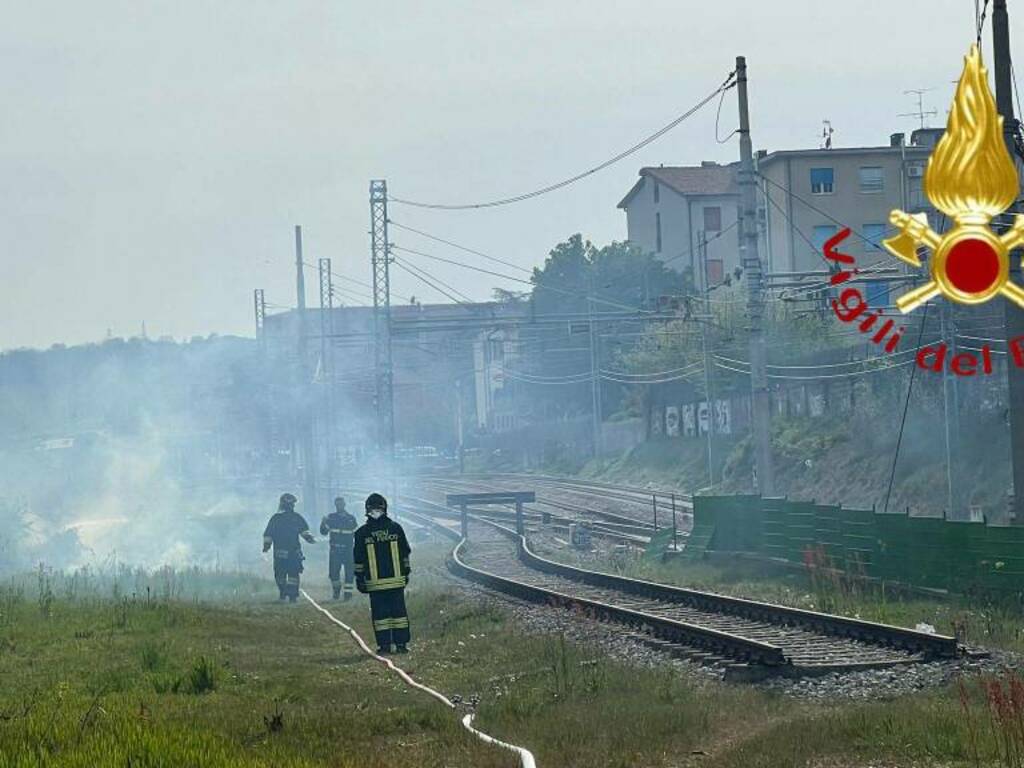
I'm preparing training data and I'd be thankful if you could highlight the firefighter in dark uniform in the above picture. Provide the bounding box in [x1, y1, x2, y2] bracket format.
[320, 496, 358, 601]
[353, 493, 412, 654]
[262, 493, 317, 602]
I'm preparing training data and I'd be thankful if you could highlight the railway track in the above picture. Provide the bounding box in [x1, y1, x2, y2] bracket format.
[399, 497, 959, 682]
[412, 475, 676, 535]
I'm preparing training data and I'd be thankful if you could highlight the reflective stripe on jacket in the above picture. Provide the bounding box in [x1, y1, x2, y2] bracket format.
[353, 516, 411, 592]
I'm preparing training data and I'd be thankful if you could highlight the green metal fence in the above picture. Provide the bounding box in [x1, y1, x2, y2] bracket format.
[690, 494, 1024, 597]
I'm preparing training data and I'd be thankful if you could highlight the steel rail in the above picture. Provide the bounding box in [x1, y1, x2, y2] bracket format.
[448, 530, 788, 668]
[402, 506, 959, 675]
[515, 525, 959, 659]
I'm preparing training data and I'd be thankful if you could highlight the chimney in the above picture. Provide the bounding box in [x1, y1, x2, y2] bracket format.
[890, 132, 905, 147]
[756, 149, 768, 159]
[700, 160, 718, 167]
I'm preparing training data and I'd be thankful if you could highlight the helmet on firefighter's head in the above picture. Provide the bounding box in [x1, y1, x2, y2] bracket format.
[279, 493, 297, 511]
[334, 496, 346, 511]
[365, 493, 388, 519]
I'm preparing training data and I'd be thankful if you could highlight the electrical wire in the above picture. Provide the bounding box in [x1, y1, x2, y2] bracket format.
[714, 85, 737, 144]
[501, 370, 593, 385]
[958, 333, 1006, 343]
[715, 339, 936, 371]
[959, 344, 1007, 356]
[393, 257, 477, 303]
[883, 303, 930, 513]
[392, 259, 472, 305]
[299, 260, 373, 305]
[758, 173, 911, 248]
[760, 188, 831, 268]
[390, 221, 533, 275]
[299, 258, 418, 305]
[600, 361, 704, 379]
[716, 356, 918, 380]
[662, 220, 740, 268]
[391, 218, 747, 311]
[392, 244, 654, 315]
[390, 70, 737, 210]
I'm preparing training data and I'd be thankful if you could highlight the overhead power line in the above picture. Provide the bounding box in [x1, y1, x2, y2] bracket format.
[392, 258, 475, 305]
[389, 70, 737, 210]
[390, 221, 533, 275]
[392, 243, 653, 314]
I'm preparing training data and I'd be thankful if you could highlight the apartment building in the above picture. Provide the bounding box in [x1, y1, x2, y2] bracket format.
[618, 130, 941, 302]
[757, 129, 939, 276]
[617, 162, 741, 290]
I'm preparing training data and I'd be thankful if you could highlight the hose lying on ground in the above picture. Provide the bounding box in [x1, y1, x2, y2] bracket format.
[301, 589, 538, 768]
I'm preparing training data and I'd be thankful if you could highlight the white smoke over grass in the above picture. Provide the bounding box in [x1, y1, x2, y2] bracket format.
[0, 337, 292, 577]
[3, 420, 273, 577]
[63, 431, 268, 571]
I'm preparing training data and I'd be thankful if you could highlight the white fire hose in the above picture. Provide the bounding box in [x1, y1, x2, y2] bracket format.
[301, 590, 537, 768]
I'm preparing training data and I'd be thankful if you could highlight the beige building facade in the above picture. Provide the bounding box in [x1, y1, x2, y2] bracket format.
[757, 129, 939, 274]
[618, 130, 941, 296]
[617, 162, 742, 291]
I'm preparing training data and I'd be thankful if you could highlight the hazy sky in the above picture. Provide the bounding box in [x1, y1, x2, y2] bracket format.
[1, 1, 1010, 349]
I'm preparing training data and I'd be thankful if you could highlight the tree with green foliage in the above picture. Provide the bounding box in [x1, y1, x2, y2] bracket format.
[530, 234, 689, 315]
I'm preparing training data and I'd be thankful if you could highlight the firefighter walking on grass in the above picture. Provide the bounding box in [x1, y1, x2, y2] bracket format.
[262, 493, 317, 602]
[320, 496, 358, 601]
[353, 493, 412, 654]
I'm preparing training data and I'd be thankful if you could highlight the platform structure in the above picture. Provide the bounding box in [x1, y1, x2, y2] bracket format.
[446, 492, 536, 538]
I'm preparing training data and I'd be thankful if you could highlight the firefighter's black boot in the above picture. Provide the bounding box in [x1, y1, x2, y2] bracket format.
[332, 585, 341, 601]
[395, 644, 409, 654]
[377, 645, 392, 655]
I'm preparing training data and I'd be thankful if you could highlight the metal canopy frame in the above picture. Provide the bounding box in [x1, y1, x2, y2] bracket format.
[446, 491, 537, 538]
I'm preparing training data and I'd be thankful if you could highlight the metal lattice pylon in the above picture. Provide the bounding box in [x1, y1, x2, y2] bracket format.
[318, 259, 334, 489]
[253, 288, 266, 347]
[370, 180, 395, 457]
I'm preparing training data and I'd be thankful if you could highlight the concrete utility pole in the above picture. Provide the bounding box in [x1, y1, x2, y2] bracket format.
[588, 278, 602, 457]
[939, 303, 957, 517]
[295, 226, 318, 513]
[992, 0, 1024, 523]
[698, 231, 715, 487]
[736, 55, 775, 495]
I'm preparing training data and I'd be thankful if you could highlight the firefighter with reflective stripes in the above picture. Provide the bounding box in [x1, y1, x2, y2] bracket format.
[353, 493, 412, 654]
[262, 493, 317, 602]
[320, 496, 358, 600]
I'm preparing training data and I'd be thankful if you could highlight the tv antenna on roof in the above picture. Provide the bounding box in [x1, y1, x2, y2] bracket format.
[821, 120, 834, 149]
[899, 88, 938, 129]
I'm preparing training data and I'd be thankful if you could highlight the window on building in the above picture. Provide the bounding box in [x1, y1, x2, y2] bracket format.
[706, 259, 724, 286]
[653, 180, 660, 203]
[863, 223, 886, 251]
[703, 206, 722, 231]
[909, 177, 927, 210]
[812, 224, 838, 257]
[656, 212, 662, 252]
[859, 166, 884, 192]
[810, 167, 834, 194]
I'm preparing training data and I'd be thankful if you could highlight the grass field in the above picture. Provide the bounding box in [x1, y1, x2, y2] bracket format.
[3, 540, 1024, 767]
